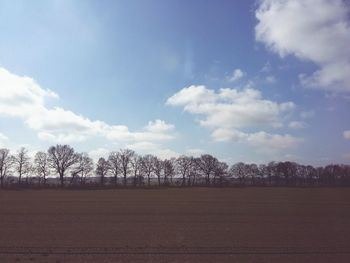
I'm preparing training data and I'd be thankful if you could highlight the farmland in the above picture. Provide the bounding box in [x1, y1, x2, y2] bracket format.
[0, 187, 350, 262]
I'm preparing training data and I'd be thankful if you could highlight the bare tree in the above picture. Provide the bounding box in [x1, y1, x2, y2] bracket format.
[25, 165, 36, 185]
[96, 157, 110, 186]
[152, 156, 163, 186]
[266, 161, 277, 186]
[305, 165, 317, 186]
[131, 154, 142, 186]
[197, 154, 219, 185]
[34, 151, 50, 186]
[119, 149, 135, 186]
[189, 158, 200, 186]
[72, 153, 94, 185]
[3, 143, 350, 188]
[48, 145, 79, 187]
[176, 156, 193, 186]
[213, 161, 228, 186]
[247, 163, 259, 186]
[14, 147, 31, 185]
[108, 151, 120, 186]
[258, 164, 268, 186]
[230, 162, 246, 186]
[0, 148, 13, 188]
[141, 154, 155, 186]
[276, 161, 297, 186]
[163, 158, 175, 185]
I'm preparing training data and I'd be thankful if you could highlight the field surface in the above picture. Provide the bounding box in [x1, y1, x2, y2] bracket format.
[0, 187, 350, 262]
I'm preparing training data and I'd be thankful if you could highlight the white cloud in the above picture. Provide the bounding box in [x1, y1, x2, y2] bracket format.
[211, 128, 301, 153]
[0, 132, 8, 141]
[167, 85, 294, 129]
[144, 119, 175, 133]
[246, 132, 301, 152]
[88, 148, 110, 161]
[344, 130, 350, 140]
[104, 124, 175, 142]
[255, 0, 350, 92]
[31, 108, 175, 144]
[0, 67, 176, 144]
[167, 85, 300, 152]
[186, 148, 205, 157]
[289, 121, 305, 129]
[0, 68, 58, 118]
[227, 69, 245, 82]
[127, 141, 179, 159]
[0, 132, 8, 148]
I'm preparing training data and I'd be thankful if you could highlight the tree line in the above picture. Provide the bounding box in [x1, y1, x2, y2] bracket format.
[0, 145, 350, 188]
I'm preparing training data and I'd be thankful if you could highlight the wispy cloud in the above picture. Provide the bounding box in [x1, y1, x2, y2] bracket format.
[300, 110, 315, 119]
[227, 68, 245, 82]
[265, 75, 277, 84]
[289, 121, 305, 130]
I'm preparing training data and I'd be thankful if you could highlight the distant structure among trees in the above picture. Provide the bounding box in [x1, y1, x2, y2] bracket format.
[0, 145, 349, 188]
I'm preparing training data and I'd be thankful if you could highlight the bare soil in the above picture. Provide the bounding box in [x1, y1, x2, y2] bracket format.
[0, 187, 349, 262]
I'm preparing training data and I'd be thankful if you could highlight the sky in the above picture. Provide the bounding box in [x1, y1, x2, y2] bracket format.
[0, 0, 349, 166]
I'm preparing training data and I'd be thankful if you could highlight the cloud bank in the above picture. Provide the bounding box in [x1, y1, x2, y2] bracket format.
[0, 67, 175, 144]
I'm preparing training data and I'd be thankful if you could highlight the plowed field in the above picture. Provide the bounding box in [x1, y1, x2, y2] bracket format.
[0, 188, 349, 262]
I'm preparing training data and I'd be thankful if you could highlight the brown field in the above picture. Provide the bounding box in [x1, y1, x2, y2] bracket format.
[0, 187, 350, 263]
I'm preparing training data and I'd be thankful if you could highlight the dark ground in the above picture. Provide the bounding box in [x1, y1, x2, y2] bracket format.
[0, 187, 349, 262]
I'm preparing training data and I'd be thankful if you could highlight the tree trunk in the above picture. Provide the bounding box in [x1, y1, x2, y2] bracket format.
[124, 172, 127, 187]
[70, 174, 75, 185]
[114, 175, 118, 187]
[133, 173, 138, 187]
[60, 173, 64, 187]
[192, 174, 197, 186]
[139, 176, 143, 186]
[206, 173, 210, 185]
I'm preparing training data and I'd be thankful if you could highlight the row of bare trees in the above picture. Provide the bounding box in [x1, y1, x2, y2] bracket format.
[1, 145, 350, 188]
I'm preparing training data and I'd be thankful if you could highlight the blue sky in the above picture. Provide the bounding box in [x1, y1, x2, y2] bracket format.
[0, 0, 349, 165]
